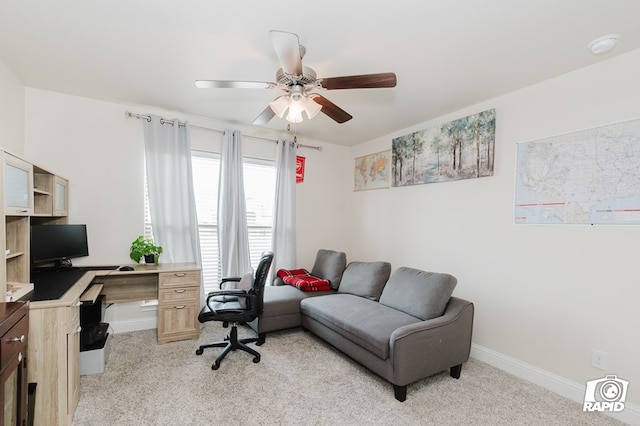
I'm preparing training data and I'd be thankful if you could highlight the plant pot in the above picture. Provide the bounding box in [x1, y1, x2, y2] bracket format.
[144, 254, 156, 264]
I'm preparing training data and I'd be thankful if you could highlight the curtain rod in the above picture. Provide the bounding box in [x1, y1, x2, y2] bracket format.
[126, 111, 322, 151]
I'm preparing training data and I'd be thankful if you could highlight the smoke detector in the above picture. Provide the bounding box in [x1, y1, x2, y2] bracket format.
[588, 34, 620, 55]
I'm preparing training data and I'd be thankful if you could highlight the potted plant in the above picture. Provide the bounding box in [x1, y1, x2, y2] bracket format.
[129, 236, 163, 265]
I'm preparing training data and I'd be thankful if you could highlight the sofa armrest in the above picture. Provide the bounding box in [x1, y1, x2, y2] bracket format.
[388, 297, 474, 385]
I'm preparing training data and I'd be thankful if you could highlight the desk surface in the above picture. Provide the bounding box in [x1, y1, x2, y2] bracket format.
[27, 263, 200, 310]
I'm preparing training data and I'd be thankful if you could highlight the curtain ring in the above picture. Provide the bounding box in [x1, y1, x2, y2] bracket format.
[145, 115, 151, 122]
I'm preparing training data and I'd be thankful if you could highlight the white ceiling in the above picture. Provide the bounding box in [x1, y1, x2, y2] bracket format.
[1, 1, 640, 146]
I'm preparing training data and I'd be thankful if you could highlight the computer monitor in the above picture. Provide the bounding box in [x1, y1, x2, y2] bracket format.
[30, 224, 89, 265]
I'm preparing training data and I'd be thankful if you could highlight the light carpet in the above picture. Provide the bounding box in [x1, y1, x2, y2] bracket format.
[72, 324, 623, 425]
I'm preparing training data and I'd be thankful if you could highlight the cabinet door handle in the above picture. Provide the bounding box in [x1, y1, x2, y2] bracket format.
[7, 335, 25, 343]
[174, 305, 185, 309]
[174, 273, 187, 277]
[76, 326, 82, 333]
[76, 301, 83, 306]
[174, 289, 186, 293]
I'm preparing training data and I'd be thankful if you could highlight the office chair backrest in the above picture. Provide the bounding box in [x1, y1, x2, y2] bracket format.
[252, 251, 274, 316]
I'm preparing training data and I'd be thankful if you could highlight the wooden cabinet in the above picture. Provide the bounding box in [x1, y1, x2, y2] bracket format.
[157, 271, 200, 344]
[2, 152, 36, 301]
[2, 151, 68, 302]
[28, 297, 81, 426]
[3, 153, 34, 217]
[0, 302, 30, 426]
[0, 151, 80, 424]
[33, 166, 68, 217]
[53, 176, 68, 217]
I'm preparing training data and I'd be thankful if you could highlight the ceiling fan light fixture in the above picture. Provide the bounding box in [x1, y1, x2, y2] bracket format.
[304, 98, 322, 119]
[286, 108, 304, 123]
[269, 96, 289, 118]
[286, 93, 307, 123]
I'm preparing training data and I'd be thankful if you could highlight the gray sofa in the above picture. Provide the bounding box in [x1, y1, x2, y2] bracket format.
[248, 250, 474, 402]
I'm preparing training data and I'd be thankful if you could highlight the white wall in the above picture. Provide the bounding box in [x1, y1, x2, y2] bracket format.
[0, 58, 24, 155]
[19, 49, 640, 414]
[23, 89, 351, 327]
[348, 49, 640, 407]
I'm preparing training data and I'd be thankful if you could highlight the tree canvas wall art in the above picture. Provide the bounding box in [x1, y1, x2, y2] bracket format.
[392, 109, 496, 187]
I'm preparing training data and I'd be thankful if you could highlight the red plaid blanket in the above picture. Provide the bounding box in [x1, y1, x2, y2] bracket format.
[277, 269, 331, 292]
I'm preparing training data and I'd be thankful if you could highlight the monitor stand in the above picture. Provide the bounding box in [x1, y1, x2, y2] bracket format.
[54, 257, 74, 271]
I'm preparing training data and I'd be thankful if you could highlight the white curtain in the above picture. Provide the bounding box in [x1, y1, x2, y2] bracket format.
[142, 116, 202, 298]
[218, 129, 252, 277]
[271, 139, 297, 281]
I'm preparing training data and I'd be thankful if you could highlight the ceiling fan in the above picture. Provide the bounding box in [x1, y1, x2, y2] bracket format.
[195, 30, 397, 125]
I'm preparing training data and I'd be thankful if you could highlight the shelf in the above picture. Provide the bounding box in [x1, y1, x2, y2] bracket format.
[6, 281, 34, 302]
[34, 188, 51, 195]
[5, 251, 24, 260]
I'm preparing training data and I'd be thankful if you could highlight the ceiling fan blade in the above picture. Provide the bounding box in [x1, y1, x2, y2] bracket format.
[195, 80, 275, 89]
[310, 95, 353, 123]
[319, 72, 397, 90]
[252, 105, 276, 125]
[269, 30, 303, 76]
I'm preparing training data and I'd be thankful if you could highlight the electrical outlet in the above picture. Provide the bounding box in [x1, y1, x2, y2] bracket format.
[592, 349, 608, 370]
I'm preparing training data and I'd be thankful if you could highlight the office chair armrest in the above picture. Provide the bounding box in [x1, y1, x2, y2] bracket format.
[219, 277, 241, 289]
[206, 290, 254, 314]
[206, 289, 246, 300]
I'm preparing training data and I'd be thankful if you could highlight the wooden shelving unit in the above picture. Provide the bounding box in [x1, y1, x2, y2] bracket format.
[2, 151, 69, 300]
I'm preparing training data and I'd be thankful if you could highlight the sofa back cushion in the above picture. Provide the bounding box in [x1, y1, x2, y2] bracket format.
[338, 261, 391, 301]
[310, 249, 347, 290]
[379, 267, 457, 320]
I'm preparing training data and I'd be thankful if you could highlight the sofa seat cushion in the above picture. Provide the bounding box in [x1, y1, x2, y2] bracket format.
[379, 267, 457, 321]
[300, 294, 419, 360]
[262, 285, 335, 317]
[338, 261, 391, 301]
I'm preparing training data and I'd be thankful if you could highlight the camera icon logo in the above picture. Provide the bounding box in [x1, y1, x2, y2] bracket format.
[583, 375, 629, 412]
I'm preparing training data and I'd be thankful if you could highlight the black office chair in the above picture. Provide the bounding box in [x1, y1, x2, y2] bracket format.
[195, 251, 273, 370]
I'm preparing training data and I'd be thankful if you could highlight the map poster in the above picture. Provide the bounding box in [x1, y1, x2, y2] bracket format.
[514, 118, 640, 225]
[354, 150, 391, 191]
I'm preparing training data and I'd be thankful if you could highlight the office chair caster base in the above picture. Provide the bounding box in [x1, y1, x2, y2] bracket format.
[195, 348, 204, 356]
[212, 361, 220, 370]
[253, 356, 260, 364]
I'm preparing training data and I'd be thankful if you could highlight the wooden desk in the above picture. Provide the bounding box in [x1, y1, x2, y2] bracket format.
[27, 263, 201, 426]
[89, 263, 201, 344]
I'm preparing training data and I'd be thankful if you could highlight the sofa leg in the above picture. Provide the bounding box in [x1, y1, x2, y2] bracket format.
[256, 333, 266, 346]
[393, 384, 407, 402]
[450, 364, 462, 379]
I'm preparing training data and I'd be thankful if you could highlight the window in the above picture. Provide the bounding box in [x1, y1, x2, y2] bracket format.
[145, 150, 276, 293]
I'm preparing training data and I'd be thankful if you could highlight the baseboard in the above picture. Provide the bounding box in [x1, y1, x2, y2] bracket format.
[108, 318, 157, 334]
[471, 343, 640, 425]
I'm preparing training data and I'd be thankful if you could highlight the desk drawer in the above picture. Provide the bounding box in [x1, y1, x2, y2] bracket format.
[1, 312, 28, 369]
[159, 271, 200, 289]
[159, 287, 199, 304]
